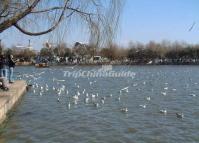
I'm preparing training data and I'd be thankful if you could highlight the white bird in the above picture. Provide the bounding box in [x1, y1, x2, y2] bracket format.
[84, 98, 89, 103]
[91, 94, 96, 98]
[57, 98, 60, 102]
[172, 88, 177, 91]
[120, 87, 129, 92]
[133, 83, 137, 87]
[120, 107, 128, 113]
[39, 92, 42, 96]
[164, 87, 168, 90]
[57, 90, 61, 96]
[68, 102, 71, 109]
[139, 104, 146, 109]
[146, 96, 151, 101]
[101, 99, 105, 104]
[33, 90, 36, 94]
[159, 109, 167, 115]
[161, 92, 166, 96]
[82, 89, 86, 94]
[117, 96, 121, 101]
[77, 91, 80, 96]
[73, 95, 79, 100]
[189, 94, 196, 97]
[74, 100, 78, 105]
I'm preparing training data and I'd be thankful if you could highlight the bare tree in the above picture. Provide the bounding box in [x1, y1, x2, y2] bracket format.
[0, 0, 124, 46]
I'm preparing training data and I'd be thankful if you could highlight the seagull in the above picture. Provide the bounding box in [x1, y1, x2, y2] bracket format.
[68, 102, 71, 109]
[73, 95, 79, 100]
[77, 91, 81, 96]
[176, 113, 184, 119]
[164, 87, 168, 90]
[120, 87, 129, 93]
[94, 103, 99, 108]
[188, 22, 195, 32]
[91, 94, 96, 98]
[82, 89, 86, 94]
[146, 96, 151, 101]
[189, 94, 196, 97]
[139, 104, 146, 109]
[161, 92, 166, 96]
[101, 99, 105, 104]
[39, 92, 42, 96]
[84, 97, 89, 103]
[120, 107, 128, 113]
[159, 109, 167, 115]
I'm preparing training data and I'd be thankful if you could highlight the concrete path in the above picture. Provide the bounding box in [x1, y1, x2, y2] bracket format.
[0, 80, 27, 124]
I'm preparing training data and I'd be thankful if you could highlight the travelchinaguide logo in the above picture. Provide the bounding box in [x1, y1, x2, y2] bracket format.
[63, 65, 135, 78]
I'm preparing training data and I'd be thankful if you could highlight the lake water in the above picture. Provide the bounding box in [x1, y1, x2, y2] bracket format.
[0, 65, 199, 143]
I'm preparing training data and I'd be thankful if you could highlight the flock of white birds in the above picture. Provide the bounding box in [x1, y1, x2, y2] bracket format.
[15, 68, 198, 120]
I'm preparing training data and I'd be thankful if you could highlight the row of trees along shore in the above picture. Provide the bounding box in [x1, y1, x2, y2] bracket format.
[2, 41, 199, 65]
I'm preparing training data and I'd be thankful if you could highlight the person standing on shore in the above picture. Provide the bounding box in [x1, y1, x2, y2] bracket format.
[7, 54, 16, 83]
[0, 54, 8, 79]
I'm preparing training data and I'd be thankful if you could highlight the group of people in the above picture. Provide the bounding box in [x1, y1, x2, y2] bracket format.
[0, 54, 16, 91]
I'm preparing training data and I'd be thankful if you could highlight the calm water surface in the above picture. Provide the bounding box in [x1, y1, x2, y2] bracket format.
[0, 65, 199, 143]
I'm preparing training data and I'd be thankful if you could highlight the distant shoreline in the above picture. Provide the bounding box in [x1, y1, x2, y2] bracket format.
[15, 61, 199, 66]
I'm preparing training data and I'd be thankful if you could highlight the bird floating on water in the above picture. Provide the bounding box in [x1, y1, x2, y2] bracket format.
[189, 94, 196, 97]
[117, 96, 121, 101]
[139, 104, 146, 109]
[94, 103, 99, 108]
[159, 109, 167, 115]
[120, 107, 128, 113]
[146, 96, 151, 101]
[68, 102, 71, 109]
[161, 92, 166, 96]
[84, 97, 89, 103]
[164, 87, 168, 90]
[73, 95, 79, 100]
[176, 113, 184, 119]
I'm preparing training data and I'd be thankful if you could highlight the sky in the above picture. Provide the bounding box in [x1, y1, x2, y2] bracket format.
[1, 0, 199, 50]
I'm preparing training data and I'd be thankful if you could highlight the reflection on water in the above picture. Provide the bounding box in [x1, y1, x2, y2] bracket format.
[0, 65, 199, 143]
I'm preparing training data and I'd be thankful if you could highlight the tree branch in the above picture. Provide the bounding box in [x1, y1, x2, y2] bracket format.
[14, 0, 69, 36]
[0, 0, 40, 33]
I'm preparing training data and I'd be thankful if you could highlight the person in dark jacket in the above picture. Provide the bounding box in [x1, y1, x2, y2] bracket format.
[7, 54, 16, 83]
